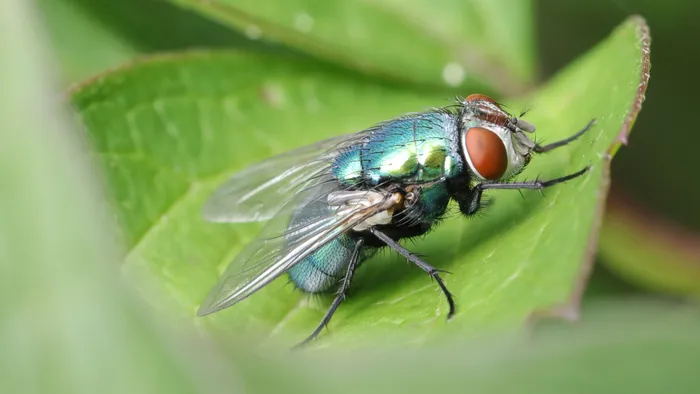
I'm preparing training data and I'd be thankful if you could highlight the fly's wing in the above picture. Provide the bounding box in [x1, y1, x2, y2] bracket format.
[202, 132, 366, 223]
[197, 179, 400, 316]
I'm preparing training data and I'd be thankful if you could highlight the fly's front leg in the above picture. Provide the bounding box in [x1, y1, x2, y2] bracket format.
[533, 119, 595, 153]
[458, 166, 590, 216]
[476, 166, 590, 192]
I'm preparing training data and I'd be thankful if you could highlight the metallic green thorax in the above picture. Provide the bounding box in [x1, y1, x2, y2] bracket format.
[332, 112, 463, 186]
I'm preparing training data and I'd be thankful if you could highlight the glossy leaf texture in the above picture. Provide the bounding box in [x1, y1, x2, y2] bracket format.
[69, 16, 650, 347]
[168, 0, 536, 95]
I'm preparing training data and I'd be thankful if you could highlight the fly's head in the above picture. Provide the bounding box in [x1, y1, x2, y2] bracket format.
[458, 94, 537, 182]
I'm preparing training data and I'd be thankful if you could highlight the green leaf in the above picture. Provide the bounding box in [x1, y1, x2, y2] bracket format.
[69, 16, 650, 347]
[221, 302, 700, 393]
[537, 0, 700, 234]
[599, 196, 700, 296]
[37, 0, 139, 83]
[37, 0, 268, 84]
[0, 0, 238, 391]
[168, 0, 536, 95]
[285, 302, 700, 394]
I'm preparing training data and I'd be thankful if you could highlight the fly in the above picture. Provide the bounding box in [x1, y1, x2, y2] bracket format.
[197, 94, 595, 347]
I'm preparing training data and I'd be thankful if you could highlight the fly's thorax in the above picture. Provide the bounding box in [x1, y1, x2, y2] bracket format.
[458, 94, 537, 182]
[343, 112, 462, 186]
[333, 147, 363, 184]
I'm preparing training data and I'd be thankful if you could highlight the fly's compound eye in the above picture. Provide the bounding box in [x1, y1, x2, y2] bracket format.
[464, 127, 508, 180]
[465, 94, 501, 108]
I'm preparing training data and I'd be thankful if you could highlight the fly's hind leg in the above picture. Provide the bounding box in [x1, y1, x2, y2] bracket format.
[293, 238, 365, 349]
[369, 228, 456, 319]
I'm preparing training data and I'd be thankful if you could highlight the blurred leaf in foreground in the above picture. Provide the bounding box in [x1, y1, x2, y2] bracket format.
[0, 0, 238, 392]
[69, 15, 650, 347]
[288, 301, 700, 394]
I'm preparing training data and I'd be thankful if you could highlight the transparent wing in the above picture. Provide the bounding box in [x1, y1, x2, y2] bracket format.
[202, 132, 367, 223]
[197, 177, 400, 316]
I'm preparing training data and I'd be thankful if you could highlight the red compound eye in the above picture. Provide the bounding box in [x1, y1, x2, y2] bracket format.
[465, 94, 501, 108]
[464, 127, 508, 180]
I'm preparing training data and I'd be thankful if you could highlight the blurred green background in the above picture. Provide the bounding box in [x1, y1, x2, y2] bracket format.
[4, 0, 700, 392]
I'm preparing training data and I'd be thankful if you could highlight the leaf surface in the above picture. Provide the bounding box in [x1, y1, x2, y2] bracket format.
[70, 16, 650, 347]
[168, 0, 536, 94]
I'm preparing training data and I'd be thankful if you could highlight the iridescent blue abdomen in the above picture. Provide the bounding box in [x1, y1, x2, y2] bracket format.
[286, 196, 375, 293]
[287, 233, 360, 292]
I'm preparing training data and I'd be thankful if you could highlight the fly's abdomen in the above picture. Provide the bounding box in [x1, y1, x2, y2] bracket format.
[285, 188, 370, 293]
[287, 234, 359, 293]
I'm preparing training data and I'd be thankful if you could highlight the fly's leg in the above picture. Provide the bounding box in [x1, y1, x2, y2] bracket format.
[477, 166, 589, 191]
[369, 228, 456, 319]
[293, 238, 365, 349]
[532, 119, 595, 153]
[459, 166, 590, 216]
